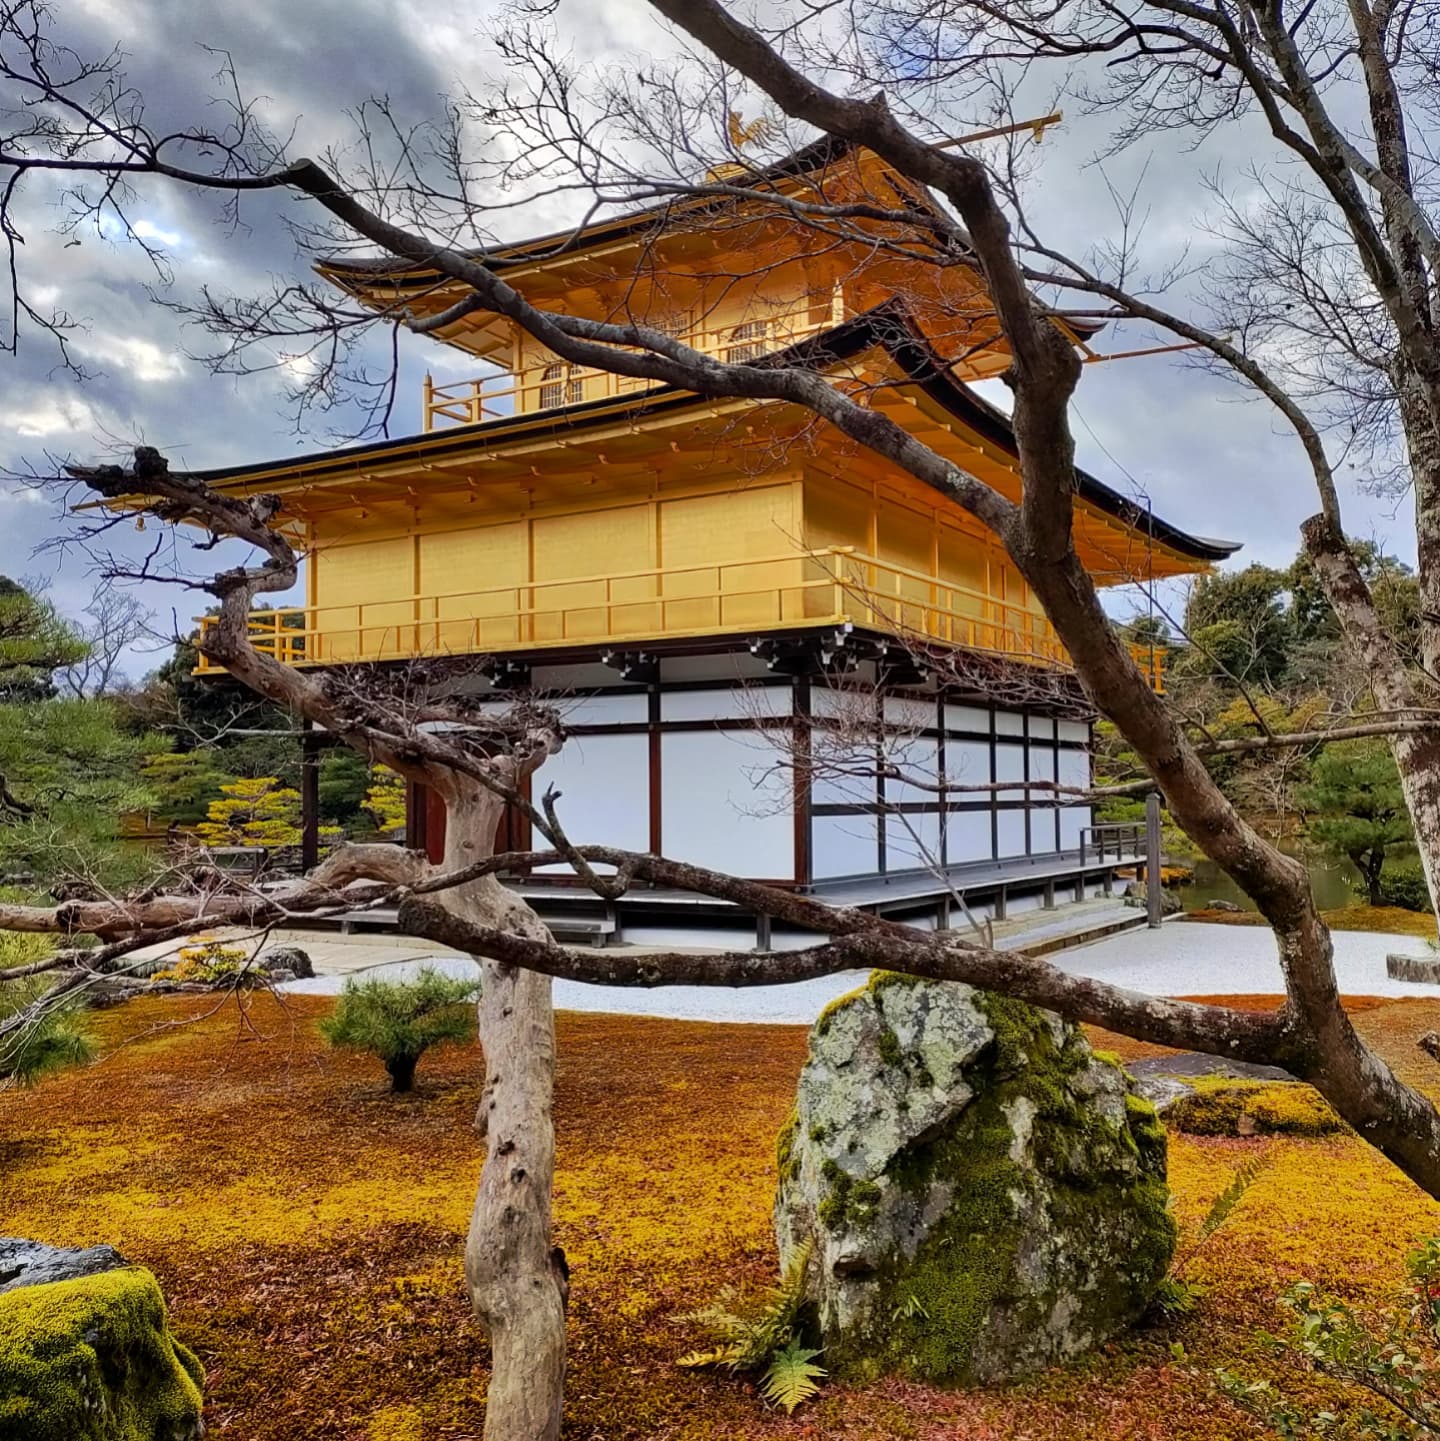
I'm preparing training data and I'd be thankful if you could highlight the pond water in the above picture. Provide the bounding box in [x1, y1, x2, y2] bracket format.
[1178, 850, 1358, 913]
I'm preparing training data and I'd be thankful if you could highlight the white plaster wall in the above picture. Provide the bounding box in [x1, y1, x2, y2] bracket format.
[811, 814, 879, 879]
[945, 703, 991, 734]
[561, 691, 648, 725]
[945, 738, 990, 790]
[663, 685, 792, 722]
[996, 810, 1028, 858]
[661, 729, 794, 877]
[946, 809, 992, 865]
[885, 808, 942, 870]
[534, 732, 650, 872]
[1058, 745, 1092, 851]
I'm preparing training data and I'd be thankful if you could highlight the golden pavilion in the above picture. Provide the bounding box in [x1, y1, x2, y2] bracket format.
[193, 138, 1235, 940]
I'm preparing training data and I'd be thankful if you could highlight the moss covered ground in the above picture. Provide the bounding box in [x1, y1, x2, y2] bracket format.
[1185, 903, 1438, 935]
[3, 990, 1440, 1438]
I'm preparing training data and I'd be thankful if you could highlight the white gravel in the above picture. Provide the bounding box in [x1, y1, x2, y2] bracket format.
[280, 922, 1440, 1026]
[1050, 921, 1438, 1001]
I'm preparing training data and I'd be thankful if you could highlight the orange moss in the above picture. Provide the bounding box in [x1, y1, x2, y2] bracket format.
[1185, 904, 1437, 937]
[4, 990, 1440, 1438]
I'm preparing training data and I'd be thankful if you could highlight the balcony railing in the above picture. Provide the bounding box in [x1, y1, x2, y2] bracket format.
[422, 297, 846, 431]
[194, 547, 1164, 691]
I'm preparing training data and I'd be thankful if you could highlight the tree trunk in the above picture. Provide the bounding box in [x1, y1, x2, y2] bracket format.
[1365, 852, 1385, 908]
[386, 1054, 418, 1093]
[442, 782, 567, 1441]
[1302, 514, 1440, 928]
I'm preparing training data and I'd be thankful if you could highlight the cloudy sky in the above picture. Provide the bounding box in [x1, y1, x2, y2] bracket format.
[0, 0, 1415, 676]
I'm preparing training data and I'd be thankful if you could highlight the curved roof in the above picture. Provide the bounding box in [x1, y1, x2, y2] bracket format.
[320, 136, 863, 290]
[195, 300, 1236, 565]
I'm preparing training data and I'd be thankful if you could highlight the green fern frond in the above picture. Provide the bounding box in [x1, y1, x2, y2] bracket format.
[676, 1239, 823, 1404]
[1151, 1276, 1201, 1318]
[746, 1238, 813, 1358]
[1196, 1152, 1270, 1248]
[760, 1340, 826, 1414]
[675, 1300, 751, 1343]
[676, 1344, 746, 1370]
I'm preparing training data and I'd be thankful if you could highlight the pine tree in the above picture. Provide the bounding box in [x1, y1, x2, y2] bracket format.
[1300, 742, 1414, 905]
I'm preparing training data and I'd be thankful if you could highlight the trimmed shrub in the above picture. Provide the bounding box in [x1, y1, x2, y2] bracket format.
[0, 982, 93, 1087]
[1362, 861, 1432, 913]
[150, 939, 251, 986]
[319, 967, 479, 1093]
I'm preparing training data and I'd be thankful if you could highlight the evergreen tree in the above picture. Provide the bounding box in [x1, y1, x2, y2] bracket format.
[140, 751, 233, 827]
[1300, 742, 1414, 906]
[0, 697, 165, 890]
[0, 578, 88, 702]
[193, 776, 304, 850]
[318, 748, 371, 828]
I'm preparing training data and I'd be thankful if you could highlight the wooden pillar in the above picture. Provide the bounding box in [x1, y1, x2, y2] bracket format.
[300, 724, 321, 874]
[406, 779, 428, 858]
[1145, 792, 1163, 929]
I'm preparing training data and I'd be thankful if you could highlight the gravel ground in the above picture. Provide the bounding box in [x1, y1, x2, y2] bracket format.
[278, 921, 1440, 1024]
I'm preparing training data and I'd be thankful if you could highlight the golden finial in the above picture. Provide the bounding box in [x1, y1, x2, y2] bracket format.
[727, 110, 777, 149]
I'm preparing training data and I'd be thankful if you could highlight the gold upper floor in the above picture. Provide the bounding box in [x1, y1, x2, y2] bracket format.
[183, 144, 1230, 687]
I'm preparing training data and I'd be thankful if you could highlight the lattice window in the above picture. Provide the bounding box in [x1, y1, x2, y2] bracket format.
[539, 361, 584, 409]
[724, 318, 769, 363]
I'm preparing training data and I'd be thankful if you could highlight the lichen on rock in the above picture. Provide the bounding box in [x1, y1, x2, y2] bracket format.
[774, 974, 1176, 1385]
[0, 1240, 203, 1441]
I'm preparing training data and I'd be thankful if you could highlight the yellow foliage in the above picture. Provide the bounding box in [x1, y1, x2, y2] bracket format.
[150, 939, 250, 986]
[193, 776, 302, 851]
[363, 766, 406, 838]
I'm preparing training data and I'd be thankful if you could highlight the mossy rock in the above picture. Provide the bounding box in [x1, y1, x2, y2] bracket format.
[0, 1264, 204, 1440]
[775, 975, 1176, 1385]
[1164, 1078, 1345, 1137]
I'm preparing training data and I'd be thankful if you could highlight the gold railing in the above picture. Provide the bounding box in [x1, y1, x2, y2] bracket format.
[194, 546, 1162, 691]
[422, 297, 846, 430]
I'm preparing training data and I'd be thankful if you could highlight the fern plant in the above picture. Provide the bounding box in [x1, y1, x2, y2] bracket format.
[677, 1240, 826, 1413]
[1154, 1152, 1270, 1318]
[759, 1339, 827, 1413]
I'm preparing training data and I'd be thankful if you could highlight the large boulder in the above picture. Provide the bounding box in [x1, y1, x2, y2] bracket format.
[0, 1237, 204, 1440]
[775, 975, 1175, 1385]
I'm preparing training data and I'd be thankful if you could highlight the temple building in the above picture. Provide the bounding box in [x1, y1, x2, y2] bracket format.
[192, 138, 1235, 942]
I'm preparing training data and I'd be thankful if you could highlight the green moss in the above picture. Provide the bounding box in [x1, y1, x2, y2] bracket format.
[865, 970, 924, 998]
[0, 1266, 203, 1441]
[1165, 1079, 1345, 1138]
[776, 1107, 800, 1184]
[1125, 1092, 1169, 1174]
[875, 1026, 903, 1067]
[814, 980, 870, 1037]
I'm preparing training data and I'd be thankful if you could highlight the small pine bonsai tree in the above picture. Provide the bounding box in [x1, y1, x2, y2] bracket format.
[319, 967, 479, 1093]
